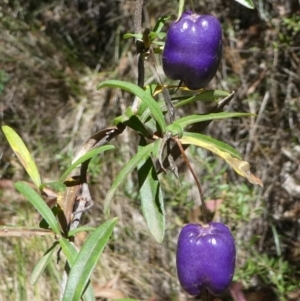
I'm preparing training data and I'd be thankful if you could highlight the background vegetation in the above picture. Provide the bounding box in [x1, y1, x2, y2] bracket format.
[1, 0, 300, 300]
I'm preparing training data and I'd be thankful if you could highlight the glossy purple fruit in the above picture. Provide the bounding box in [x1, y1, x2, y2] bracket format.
[162, 11, 222, 90]
[176, 222, 236, 296]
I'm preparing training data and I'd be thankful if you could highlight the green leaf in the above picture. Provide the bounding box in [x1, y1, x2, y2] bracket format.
[138, 84, 160, 121]
[123, 33, 142, 40]
[39, 206, 58, 230]
[2, 125, 41, 188]
[233, 0, 255, 9]
[61, 218, 118, 301]
[174, 90, 230, 108]
[180, 132, 263, 187]
[152, 15, 172, 36]
[182, 132, 242, 159]
[59, 145, 115, 182]
[68, 226, 96, 237]
[177, 0, 185, 21]
[152, 89, 230, 114]
[14, 182, 61, 235]
[59, 237, 77, 262]
[174, 112, 253, 128]
[123, 31, 166, 42]
[40, 181, 66, 193]
[59, 238, 95, 301]
[138, 139, 165, 243]
[104, 143, 153, 215]
[166, 123, 184, 138]
[113, 107, 150, 137]
[97, 80, 166, 134]
[30, 242, 59, 285]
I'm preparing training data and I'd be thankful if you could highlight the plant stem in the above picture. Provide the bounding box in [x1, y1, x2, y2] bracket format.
[134, 0, 143, 37]
[132, 0, 145, 111]
[173, 137, 208, 224]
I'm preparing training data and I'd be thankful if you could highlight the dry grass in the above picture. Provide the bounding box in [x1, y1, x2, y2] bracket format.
[1, 0, 300, 300]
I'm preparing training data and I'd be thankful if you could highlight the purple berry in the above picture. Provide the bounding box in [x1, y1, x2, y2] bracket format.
[176, 222, 236, 296]
[162, 11, 222, 90]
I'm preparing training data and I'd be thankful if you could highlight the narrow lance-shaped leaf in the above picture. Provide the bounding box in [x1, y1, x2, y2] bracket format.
[113, 107, 151, 137]
[59, 237, 95, 301]
[177, 0, 185, 21]
[186, 132, 242, 159]
[30, 242, 59, 285]
[97, 80, 167, 134]
[72, 125, 125, 164]
[180, 132, 263, 187]
[138, 139, 165, 243]
[14, 181, 61, 234]
[61, 218, 118, 301]
[104, 143, 153, 215]
[152, 15, 172, 36]
[59, 145, 115, 182]
[68, 226, 96, 237]
[152, 87, 230, 112]
[2, 125, 41, 188]
[174, 90, 230, 108]
[174, 112, 254, 129]
[234, 0, 255, 9]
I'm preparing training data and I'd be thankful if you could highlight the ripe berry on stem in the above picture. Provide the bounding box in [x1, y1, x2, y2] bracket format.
[176, 222, 236, 296]
[162, 11, 222, 90]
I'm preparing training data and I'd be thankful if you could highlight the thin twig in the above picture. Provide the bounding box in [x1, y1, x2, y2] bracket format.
[147, 47, 176, 123]
[134, 0, 143, 37]
[132, 0, 145, 111]
[172, 137, 208, 224]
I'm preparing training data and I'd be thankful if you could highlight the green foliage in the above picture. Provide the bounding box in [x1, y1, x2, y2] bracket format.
[282, 15, 300, 34]
[14, 181, 61, 235]
[174, 112, 253, 128]
[219, 183, 263, 223]
[103, 142, 154, 215]
[279, 15, 300, 46]
[98, 80, 167, 134]
[58, 238, 95, 301]
[59, 145, 115, 182]
[60, 218, 117, 301]
[217, 183, 297, 300]
[138, 138, 165, 243]
[235, 250, 299, 301]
